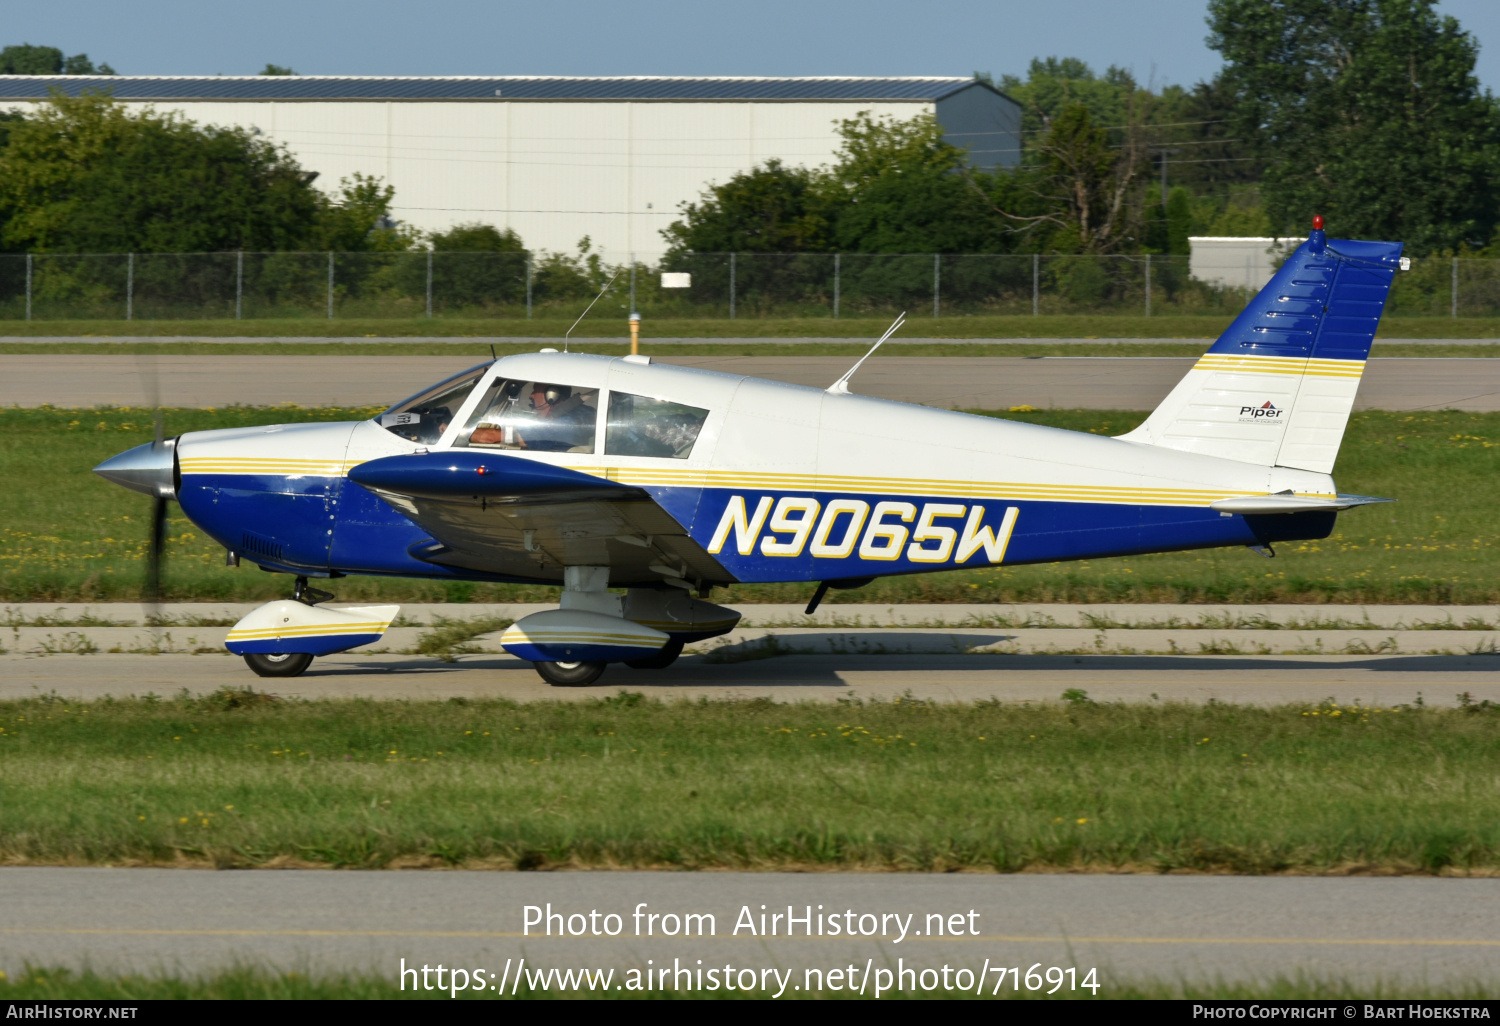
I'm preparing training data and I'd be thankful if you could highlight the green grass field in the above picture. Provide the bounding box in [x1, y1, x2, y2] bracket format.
[1, 691, 1496, 873]
[2, 339, 1495, 357]
[1, 405, 1494, 604]
[1, 313, 1499, 339]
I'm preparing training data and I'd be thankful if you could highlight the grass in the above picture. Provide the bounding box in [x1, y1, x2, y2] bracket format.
[1, 313, 1498, 339]
[3, 339, 1495, 357]
[0, 965, 1493, 1000]
[1, 404, 1495, 604]
[1, 691, 1498, 873]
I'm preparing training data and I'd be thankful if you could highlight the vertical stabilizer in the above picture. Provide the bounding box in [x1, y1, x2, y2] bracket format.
[1119, 223, 1405, 473]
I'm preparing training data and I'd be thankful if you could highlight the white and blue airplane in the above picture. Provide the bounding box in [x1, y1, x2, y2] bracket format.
[95, 220, 1406, 685]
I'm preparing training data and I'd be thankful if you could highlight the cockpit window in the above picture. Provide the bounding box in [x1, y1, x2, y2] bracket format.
[605, 392, 708, 459]
[456, 379, 599, 453]
[377, 365, 488, 445]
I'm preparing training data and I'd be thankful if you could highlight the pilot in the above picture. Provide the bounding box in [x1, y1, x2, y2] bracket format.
[471, 384, 592, 451]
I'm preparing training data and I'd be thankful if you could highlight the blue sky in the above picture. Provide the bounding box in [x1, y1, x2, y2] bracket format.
[8, 0, 1500, 90]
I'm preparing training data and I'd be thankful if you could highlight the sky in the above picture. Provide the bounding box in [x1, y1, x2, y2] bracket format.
[7, 0, 1500, 91]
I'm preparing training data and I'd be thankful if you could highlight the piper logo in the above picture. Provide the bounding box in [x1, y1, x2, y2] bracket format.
[1239, 401, 1283, 419]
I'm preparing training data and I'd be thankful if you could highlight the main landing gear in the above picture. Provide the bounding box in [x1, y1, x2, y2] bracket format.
[533, 660, 608, 687]
[624, 638, 685, 670]
[507, 570, 736, 687]
[532, 637, 682, 687]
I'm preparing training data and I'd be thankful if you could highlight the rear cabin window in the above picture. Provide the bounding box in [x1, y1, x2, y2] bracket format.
[456, 379, 599, 453]
[377, 366, 487, 445]
[605, 392, 709, 459]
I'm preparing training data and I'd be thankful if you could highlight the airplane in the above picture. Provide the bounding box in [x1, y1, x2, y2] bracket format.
[94, 218, 1407, 686]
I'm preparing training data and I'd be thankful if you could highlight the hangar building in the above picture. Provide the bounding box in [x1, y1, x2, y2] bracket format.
[0, 76, 1021, 259]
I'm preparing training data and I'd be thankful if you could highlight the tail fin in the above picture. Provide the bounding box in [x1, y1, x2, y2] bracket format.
[1119, 224, 1406, 473]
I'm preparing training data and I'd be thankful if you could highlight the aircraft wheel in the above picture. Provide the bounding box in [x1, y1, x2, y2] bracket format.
[243, 652, 314, 678]
[625, 639, 684, 670]
[533, 660, 607, 687]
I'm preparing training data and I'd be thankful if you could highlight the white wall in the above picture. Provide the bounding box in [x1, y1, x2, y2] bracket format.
[1188, 236, 1288, 292]
[122, 100, 931, 261]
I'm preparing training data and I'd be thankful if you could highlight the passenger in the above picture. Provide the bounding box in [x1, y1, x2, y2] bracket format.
[471, 384, 593, 451]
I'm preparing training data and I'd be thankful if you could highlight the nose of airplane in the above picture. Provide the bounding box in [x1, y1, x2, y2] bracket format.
[93, 438, 178, 499]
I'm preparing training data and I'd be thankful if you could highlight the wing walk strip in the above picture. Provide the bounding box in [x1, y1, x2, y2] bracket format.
[0, 927, 1493, 947]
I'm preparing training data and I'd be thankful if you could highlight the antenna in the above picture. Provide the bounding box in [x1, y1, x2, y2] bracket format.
[563, 270, 622, 353]
[489, 343, 497, 361]
[827, 312, 906, 395]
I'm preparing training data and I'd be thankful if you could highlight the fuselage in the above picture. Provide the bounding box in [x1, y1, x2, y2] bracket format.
[170, 351, 1340, 585]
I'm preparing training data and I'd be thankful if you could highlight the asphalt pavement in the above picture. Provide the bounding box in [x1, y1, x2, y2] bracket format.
[4, 649, 1496, 706]
[2, 868, 1495, 989]
[3, 352, 1497, 409]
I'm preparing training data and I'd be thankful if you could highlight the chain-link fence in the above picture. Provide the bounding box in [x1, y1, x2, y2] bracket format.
[0, 251, 1488, 321]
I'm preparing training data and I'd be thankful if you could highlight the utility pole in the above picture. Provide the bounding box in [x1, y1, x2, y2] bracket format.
[1150, 149, 1182, 206]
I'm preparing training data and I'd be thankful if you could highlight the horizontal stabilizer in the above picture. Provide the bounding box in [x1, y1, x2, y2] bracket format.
[1208, 492, 1395, 515]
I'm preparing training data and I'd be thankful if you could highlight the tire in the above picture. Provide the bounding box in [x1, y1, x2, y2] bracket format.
[242, 652, 314, 678]
[533, 660, 607, 687]
[625, 639, 684, 670]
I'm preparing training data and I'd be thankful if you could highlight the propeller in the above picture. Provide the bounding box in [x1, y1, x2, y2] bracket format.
[93, 357, 183, 627]
[143, 409, 168, 623]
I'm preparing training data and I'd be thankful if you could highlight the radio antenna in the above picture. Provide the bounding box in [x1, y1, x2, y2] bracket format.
[827, 312, 906, 394]
[563, 269, 622, 353]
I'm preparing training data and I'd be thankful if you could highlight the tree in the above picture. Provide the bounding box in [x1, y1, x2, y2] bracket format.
[0, 91, 323, 252]
[260, 64, 296, 76]
[826, 112, 1006, 253]
[421, 223, 529, 309]
[0, 44, 113, 75]
[988, 58, 1138, 140]
[429, 223, 525, 252]
[663, 159, 832, 255]
[1209, 0, 1500, 252]
[309, 172, 412, 252]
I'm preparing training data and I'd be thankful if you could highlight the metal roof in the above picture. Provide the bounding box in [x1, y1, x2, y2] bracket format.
[0, 75, 1001, 102]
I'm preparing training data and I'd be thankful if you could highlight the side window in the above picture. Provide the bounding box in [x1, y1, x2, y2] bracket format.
[456, 380, 599, 453]
[377, 366, 487, 445]
[605, 392, 709, 459]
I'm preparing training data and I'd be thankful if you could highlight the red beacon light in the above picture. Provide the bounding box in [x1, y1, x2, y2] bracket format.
[1312, 215, 1324, 231]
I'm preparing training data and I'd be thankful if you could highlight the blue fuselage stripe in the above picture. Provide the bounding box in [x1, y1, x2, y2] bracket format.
[177, 473, 1336, 585]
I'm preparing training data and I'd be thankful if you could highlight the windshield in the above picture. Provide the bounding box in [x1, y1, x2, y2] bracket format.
[376, 364, 488, 445]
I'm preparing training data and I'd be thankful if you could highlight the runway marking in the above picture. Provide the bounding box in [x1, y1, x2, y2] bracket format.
[3, 927, 1498, 948]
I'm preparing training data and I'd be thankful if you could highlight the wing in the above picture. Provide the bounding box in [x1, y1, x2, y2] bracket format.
[348, 451, 732, 586]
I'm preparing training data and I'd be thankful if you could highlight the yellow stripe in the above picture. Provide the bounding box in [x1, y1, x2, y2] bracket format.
[227, 623, 389, 641]
[502, 630, 659, 647]
[1194, 355, 1365, 379]
[187, 454, 1338, 509]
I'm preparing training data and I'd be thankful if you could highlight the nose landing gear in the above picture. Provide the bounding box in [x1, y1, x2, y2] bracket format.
[293, 576, 335, 605]
[237, 577, 336, 678]
[243, 651, 315, 677]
